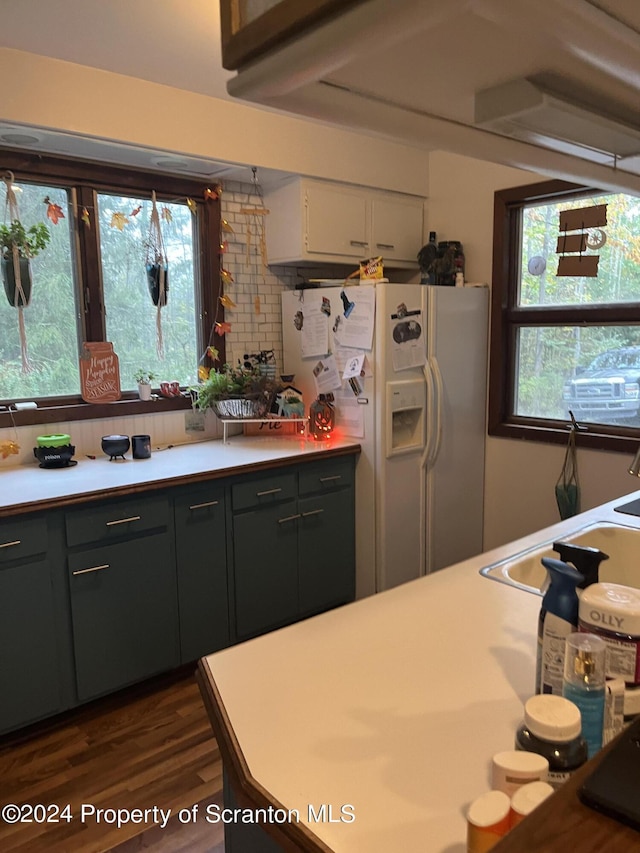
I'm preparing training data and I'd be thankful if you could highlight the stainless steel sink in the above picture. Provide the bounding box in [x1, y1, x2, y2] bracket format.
[480, 522, 640, 595]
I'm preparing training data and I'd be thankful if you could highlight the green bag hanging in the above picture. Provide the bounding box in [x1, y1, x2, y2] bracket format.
[555, 427, 580, 520]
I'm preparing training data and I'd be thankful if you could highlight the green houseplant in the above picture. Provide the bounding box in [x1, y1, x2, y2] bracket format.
[0, 219, 51, 307]
[195, 363, 278, 419]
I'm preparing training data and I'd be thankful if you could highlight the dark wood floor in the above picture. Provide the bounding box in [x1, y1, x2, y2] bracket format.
[0, 668, 225, 852]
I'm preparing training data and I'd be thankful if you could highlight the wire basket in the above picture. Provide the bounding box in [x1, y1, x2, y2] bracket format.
[210, 392, 275, 420]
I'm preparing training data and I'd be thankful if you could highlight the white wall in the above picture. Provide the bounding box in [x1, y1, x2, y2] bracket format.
[0, 48, 429, 197]
[428, 151, 637, 550]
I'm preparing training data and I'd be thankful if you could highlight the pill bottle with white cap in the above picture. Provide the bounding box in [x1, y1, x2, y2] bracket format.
[515, 694, 588, 788]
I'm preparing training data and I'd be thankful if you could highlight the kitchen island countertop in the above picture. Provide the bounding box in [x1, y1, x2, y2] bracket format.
[0, 435, 361, 516]
[198, 488, 640, 853]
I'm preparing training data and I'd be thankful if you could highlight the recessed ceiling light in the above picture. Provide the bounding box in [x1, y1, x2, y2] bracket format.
[152, 157, 192, 171]
[0, 132, 42, 146]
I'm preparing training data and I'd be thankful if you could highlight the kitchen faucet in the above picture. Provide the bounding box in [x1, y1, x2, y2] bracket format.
[628, 446, 640, 477]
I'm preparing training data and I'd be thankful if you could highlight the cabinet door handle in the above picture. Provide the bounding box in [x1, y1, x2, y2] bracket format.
[0, 539, 20, 549]
[278, 513, 301, 524]
[350, 240, 369, 247]
[319, 475, 342, 483]
[256, 488, 282, 497]
[376, 242, 395, 250]
[73, 563, 109, 576]
[189, 500, 219, 510]
[302, 509, 324, 518]
[105, 515, 141, 526]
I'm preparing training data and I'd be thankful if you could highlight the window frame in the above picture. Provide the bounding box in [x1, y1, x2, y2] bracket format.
[489, 178, 640, 454]
[0, 149, 223, 430]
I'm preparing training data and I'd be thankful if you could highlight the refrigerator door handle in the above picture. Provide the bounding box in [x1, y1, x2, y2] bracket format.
[421, 361, 435, 472]
[429, 355, 444, 468]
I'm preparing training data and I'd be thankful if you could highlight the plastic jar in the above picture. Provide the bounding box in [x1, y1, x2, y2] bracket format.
[515, 694, 588, 789]
[578, 582, 640, 685]
[491, 750, 549, 797]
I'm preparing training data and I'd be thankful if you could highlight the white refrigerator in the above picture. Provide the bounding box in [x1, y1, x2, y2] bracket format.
[282, 282, 488, 599]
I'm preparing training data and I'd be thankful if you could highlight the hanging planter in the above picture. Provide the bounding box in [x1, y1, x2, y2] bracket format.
[145, 191, 169, 356]
[0, 173, 51, 372]
[146, 261, 169, 306]
[1, 257, 32, 307]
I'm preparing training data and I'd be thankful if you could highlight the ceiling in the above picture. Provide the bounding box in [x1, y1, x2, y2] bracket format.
[1, 0, 640, 191]
[225, 0, 640, 192]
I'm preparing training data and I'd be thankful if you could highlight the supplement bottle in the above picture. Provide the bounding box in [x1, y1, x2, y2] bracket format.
[515, 694, 588, 789]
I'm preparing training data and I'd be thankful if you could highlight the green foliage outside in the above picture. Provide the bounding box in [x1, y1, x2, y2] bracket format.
[515, 192, 640, 422]
[0, 181, 198, 402]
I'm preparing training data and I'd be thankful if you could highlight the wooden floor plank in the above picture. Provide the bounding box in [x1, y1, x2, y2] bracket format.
[0, 670, 224, 852]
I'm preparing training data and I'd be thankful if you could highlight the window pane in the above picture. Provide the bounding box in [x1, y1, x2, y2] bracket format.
[0, 183, 80, 400]
[98, 194, 198, 389]
[519, 193, 640, 307]
[515, 325, 640, 424]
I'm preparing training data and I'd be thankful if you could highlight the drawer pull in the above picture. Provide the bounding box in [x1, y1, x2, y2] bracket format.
[0, 539, 20, 549]
[350, 240, 369, 247]
[256, 488, 282, 497]
[105, 515, 141, 526]
[302, 509, 324, 518]
[319, 475, 342, 483]
[189, 500, 219, 510]
[73, 563, 109, 576]
[278, 513, 301, 524]
[376, 242, 395, 250]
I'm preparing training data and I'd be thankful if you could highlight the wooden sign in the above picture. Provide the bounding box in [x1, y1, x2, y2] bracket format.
[559, 204, 608, 232]
[79, 342, 122, 403]
[556, 234, 587, 254]
[557, 255, 600, 277]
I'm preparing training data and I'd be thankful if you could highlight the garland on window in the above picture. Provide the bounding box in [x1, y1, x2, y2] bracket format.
[198, 185, 236, 381]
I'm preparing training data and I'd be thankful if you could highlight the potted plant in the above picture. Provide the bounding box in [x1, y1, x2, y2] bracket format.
[134, 369, 156, 401]
[194, 362, 278, 419]
[0, 219, 51, 306]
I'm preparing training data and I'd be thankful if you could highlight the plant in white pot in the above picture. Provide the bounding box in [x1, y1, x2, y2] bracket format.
[134, 369, 156, 401]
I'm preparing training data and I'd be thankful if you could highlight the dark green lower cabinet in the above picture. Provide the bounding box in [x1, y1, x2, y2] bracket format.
[0, 557, 62, 732]
[298, 487, 355, 616]
[231, 457, 356, 640]
[233, 499, 300, 640]
[174, 484, 230, 662]
[0, 453, 356, 733]
[68, 534, 179, 701]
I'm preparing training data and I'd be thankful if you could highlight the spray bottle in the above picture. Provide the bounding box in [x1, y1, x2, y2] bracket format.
[535, 558, 584, 696]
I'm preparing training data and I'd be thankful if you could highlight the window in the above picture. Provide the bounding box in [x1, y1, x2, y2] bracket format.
[0, 150, 222, 428]
[489, 179, 640, 452]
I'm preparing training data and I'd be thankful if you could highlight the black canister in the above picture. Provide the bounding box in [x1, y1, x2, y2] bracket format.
[132, 434, 151, 459]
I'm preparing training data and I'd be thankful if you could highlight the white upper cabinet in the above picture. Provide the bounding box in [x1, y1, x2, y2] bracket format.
[264, 178, 424, 267]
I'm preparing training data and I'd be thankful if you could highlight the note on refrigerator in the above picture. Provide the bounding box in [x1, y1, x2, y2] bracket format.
[390, 309, 426, 371]
[297, 293, 329, 357]
[333, 285, 375, 350]
[334, 390, 365, 438]
[312, 354, 342, 395]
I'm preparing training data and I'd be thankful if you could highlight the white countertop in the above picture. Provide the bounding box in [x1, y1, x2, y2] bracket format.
[200, 489, 640, 853]
[0, 435, 361, 514]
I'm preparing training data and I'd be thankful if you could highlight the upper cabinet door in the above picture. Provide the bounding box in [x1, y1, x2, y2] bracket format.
[305, 183, 368, 259]
[371, 195, 424, 264]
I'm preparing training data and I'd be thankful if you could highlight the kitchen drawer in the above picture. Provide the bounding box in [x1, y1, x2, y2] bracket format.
[232, 471, 296, 512]
[298, 457, 354, 496]
[65, 494, 169, 547]
[0, 515, 48, 563]
[174, 482, 225, 516]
